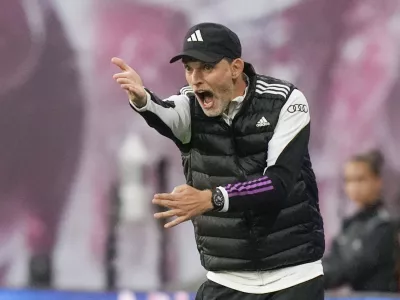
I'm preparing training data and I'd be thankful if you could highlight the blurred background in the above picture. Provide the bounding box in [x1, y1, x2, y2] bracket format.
[1, 0, 400, 299]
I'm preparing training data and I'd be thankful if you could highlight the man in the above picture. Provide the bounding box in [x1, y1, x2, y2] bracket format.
[112, 23, 325, 300]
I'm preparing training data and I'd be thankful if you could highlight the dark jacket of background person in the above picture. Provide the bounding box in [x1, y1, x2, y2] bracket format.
[323, 201, 398, 292]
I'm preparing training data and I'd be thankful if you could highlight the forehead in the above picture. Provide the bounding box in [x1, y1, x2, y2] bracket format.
[345, 161, 371, 175]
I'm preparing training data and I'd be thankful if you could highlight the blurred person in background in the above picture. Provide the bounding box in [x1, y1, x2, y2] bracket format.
[112, 23, 324, 300]
[323, 150, 399, 292]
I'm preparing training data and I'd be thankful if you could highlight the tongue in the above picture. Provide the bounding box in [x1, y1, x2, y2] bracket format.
[203, 96, 213, 109]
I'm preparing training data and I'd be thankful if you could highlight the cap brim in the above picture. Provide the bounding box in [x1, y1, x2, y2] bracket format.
[169, 49, 224, 64]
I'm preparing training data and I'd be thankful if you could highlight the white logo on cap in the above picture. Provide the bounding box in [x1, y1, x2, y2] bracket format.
[187, 30, 203, 42]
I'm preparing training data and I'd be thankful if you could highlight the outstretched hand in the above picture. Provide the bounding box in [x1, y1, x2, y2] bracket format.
[153, 185, 213, 228]
[111, 57, 147, 107]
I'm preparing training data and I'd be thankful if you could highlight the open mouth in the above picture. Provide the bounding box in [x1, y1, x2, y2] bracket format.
[195, 90, 214, 109]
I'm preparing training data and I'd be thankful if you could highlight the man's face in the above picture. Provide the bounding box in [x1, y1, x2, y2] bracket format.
[184, 59, 235, 117]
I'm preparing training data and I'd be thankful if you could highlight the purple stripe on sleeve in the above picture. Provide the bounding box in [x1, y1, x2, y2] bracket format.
[228, 185, 274, 197]
[226, 176, 268, 191]
[243, 176, 268, 185]
[229, 180, 272, 193]
[226, 176, 270, 193]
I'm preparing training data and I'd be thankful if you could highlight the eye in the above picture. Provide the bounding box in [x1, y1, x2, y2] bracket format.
[184, 64, 192, 72]
[203, 64, 214, 71]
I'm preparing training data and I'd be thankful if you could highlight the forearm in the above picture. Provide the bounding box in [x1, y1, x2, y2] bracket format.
[217, 174, 286, 213]
[130, 89, 191, 144]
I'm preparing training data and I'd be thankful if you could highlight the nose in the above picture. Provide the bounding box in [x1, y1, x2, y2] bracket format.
[191, 69, 203, 86]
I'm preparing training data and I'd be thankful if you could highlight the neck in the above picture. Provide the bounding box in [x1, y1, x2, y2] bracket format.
[359, 197, 382, 210]
[232, 75, 247, 99]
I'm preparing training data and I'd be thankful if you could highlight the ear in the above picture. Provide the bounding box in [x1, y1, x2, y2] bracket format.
[231, 58, 244, 79]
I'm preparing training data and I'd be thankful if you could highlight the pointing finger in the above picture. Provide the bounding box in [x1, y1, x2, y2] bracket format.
[111, 57, 130, 71]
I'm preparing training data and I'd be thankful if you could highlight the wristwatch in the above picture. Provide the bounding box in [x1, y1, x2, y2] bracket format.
[211, 187, 225, 212]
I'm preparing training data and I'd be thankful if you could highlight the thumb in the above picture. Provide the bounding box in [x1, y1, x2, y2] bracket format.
[172, 185, 189, 194]
[111, 57, 130, 71]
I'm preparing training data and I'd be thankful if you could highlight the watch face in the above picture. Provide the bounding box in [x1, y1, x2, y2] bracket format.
[213, 189, 224, 209]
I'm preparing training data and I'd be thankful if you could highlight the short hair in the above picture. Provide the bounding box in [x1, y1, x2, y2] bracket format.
[350, 149, 384, 177]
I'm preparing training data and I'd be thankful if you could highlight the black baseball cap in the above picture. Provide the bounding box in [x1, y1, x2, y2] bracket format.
[169, 23, 242, 64]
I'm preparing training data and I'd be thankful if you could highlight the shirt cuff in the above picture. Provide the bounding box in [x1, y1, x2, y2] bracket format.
[217, 186, 229, 212]
[129, 91, 151, 112]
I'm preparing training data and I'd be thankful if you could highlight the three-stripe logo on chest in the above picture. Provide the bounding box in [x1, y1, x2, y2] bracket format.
[255, 80, 290, 98]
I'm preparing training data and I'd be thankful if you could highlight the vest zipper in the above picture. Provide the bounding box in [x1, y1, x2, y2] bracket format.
[220, 118, 247, 181]
[222, 74, 256, 181]
[230, 115, 257, 264]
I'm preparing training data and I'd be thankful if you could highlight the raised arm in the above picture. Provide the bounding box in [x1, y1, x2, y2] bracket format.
[112, 57, 191, 144]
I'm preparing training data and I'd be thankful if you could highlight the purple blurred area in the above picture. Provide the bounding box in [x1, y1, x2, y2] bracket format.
[0, 0, 399, 293]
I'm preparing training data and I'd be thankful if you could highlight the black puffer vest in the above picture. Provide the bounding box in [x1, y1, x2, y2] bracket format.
[180, 63, 324, 271]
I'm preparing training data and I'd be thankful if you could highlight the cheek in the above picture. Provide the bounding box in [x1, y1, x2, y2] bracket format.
[346, 181, 374, 202]
[365, 180, 380, 194]
[345, 182, 362, 197]
[214, 80, 233, 98]
[345, 183, 355, 195]
[185, 74, 192, 85]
